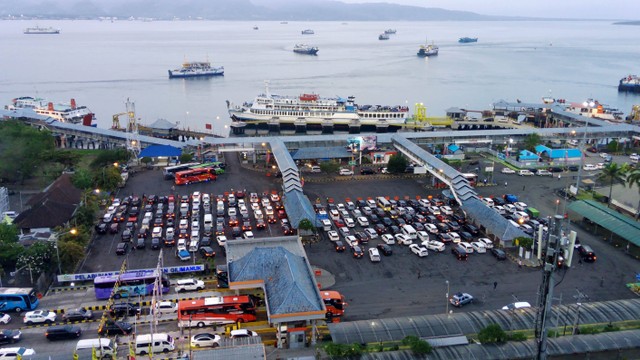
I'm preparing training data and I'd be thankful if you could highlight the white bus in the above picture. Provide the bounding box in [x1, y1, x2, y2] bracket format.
[162, 162, 200, 180]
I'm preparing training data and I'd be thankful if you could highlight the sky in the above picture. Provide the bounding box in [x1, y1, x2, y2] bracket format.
[341, 0, 640, 20]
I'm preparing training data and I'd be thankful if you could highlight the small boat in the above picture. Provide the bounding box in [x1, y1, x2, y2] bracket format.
[301, 29, 314, 35]
[619, 75, 640, 93]
[253, 26, 259, 30]
[378, 33, 390, 40]
[293, 44, 319, 55]
[417, 40, 439, 57]
[280, 21, 288, 24]
[168, 61, 224, 78]
[24, 26, 60, 34]
[384, 29, 397, 34]
[459, 37, 478, 43]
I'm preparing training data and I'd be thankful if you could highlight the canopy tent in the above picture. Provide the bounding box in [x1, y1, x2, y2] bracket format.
[138, 145, 182, 158]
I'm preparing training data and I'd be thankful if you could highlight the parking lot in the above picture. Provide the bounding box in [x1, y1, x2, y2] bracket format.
[81, 152, 639, 323]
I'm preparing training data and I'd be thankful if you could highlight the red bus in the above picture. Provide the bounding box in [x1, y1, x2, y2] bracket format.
[174, 167, 217, 186]
[177, 295, 257, 328]
[322, 291, 346, 321]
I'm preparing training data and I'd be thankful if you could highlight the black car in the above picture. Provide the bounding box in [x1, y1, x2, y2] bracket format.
[360, 168, 375, 175]
[109, 223, 120, 234]
[352, 245, 364, 258]
[377, 243, 393, 256]
[451, 214, 466, 224]
[413, 222, 425, 231]
[334, 240, 346, 252]
[0, 329, 22, 344]
[108, 303, 140, 317]
[369, 214, 380, 224]
[355, 232, 369, 244]
[115, 242, 128, 255]
[62, 308, 93, 322]
[200, 246, 216, 258]
[389, 225, 402, 235]
[98, 321, 133, 336]
[121, 229, 133, 242]
[452, 246, 468, 260]
[374, 224, 387, 235]
[438, 233, 453, 244]
[447, 221, 461, 232]
[568, 165, 579, 171]
[151, 238, 160, 250]
[578, 245, 597, 262]
[382, 217, 393, 227]
[136, 237, 145, 249]
[95, 223, 108, 234]
[491, 248, 507, 260]
[45, 325, 82, 341]
[200, 236, 212, 247]
[463, 224, 480, 236]
[459, 231, 474, 242]
[492, 197, 505, 206]
[436, 223, 450, 233]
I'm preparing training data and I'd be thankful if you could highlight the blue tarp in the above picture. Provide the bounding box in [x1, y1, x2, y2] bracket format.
[138, 145, 182, 158]
[535, 145, 581, 159]
[519, 150, 540, 161]
[448, 144, 460, 153]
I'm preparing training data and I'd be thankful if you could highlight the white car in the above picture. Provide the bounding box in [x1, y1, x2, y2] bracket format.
[254, 209, 264, 220]
[191, 191, 201, 202]
[381, 234, 395, 245]
[344, 235, 358, 247]
[422, 240, 445, 252]
[409, 244, 429, 257]
[155, 301, 178, 314]
[191, 333, 221, 348]
[357, 217, 369, 227]
[165, 227, 175, 239]
[428, 206, 441, 215]
[270, 193, 280, 202]
[630, 153, 640, 162]
[440, 206, 453, 215]
[265, 206, 274, 216]
[458, 242, 474, 254]
[599, 152, 609, 159]
[481, 198, 494, 207]
[242, 231, 254, 239]
[0, 348, 36, 358]
[178, 219, 189, 230]
[227, 208, 237, 217]
[344, 217, 356, 228]
[583, 164, 597, 171]
[364, 227, 378, 239]
[338, 227, 350, 237]
[514, 202, 528, 211]
[23, 310, 56, 325]
[249, 193, 259, 203]
[216, 235, 227, 246]
[327, 230, 340, 242]
[471, 241, 487, 253]
[230, 329, 258, 338]
[424, 223, 439, 234]
[501, 167, 516, 174]
[239, 205, 249, 216]
[336, 203, 346, 211]
[449, 232, 461, 243]
[175, 279, 205, 293]
[152, 226, 163, 238]
[537, 169, 553, 176]
[493, 206, 506, 215]
[518, 169, 534, 176]
[250, 202, 260, 211]
[0, 313, 11, 324]
[339, 168, 354, 176]
[395, 234, 412, 245]
[504, 204, 517, 213]
[502, 302, 532, 311]
[191, 220, 200, 232]
[261, 197, 270, 208]
[477, 238, 494, 249]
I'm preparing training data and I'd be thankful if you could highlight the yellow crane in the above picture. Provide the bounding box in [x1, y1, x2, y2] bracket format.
[111, 112, 128, 130]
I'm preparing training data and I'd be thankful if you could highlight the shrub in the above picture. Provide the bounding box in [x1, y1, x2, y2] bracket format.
[602, 323, 620, 333]
[478, 324, 507, 344]
[401, 335, 432, 355]
[508, 332, 527, 341]
[579, 325, 600, 335]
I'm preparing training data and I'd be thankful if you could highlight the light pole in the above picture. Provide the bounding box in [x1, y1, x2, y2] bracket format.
[445, 280, 450, 316]
[575, 101, 593, 194]
[555, 199, 560, 215]
[49, 228, 77, 275]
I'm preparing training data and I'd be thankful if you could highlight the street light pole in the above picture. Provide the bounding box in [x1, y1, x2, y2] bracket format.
[575, 102, 593, 194]
[445, 280, 450, 316]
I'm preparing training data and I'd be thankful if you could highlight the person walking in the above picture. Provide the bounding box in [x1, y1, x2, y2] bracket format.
[518, 259, 523, 268]
[504, 181, 508, 188]
[417, 270, 422, 279]
[522, 185, 526, 191]
[493, 281, 498, 290]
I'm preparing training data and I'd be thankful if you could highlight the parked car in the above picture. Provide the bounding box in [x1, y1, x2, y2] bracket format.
[62, 308, 93, 322]
[190, 333, 221, 348]
[334, 240, 346, 252]
[450, 292, 474, 307]
[423, 240, 445, 252]
[451, 246, 468, 260]
[502, 302, 532, 311]
[0, 313, 10, 325]
[491, 248, 507, 260]
[108, 303, 140, 318]
[0, 329, 21, 345]
[175, 279, 205, 293]
[377, 243, 393, 256]
[501, 167, 516, 174]
[154, 301, 178, 314]
[98, 321, 133, 336]
[44, 325, 82, 341]
[351, 245, 364, 258]
[537, 169, 553, 176]
[339, 168, 354, 176]
[409, 244, 429, 257]
[518, 169, 534, 176]
[23, 310, 56, 325]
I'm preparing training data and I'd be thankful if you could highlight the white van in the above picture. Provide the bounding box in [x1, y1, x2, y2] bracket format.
[203, 214, 213, 231]
[368, 248, 381, 262]
[188, 239, 199, 252]
[401, 225, 417, 240]
[76, 338, 117, 358]
[135, 333, 175, 355]
[321, 219, 332, 231]
[416, 230, 430, 242]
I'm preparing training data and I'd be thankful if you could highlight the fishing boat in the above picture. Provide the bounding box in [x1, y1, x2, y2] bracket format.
[168, 61, 224, 78]
[619, 75, 640, 93]
[24, 26, 60, 34]
[417, 40, 439, 57]
[6, 96, 96, 125]
[293, 44, 319, 55]
[301, 29, 314, 35]
[226, 81, 409, 132]
[384, 29, 397, 34]
[378, 33, 390, 40]
[253, 26, 259, 30]
[459, 37, 478, 43]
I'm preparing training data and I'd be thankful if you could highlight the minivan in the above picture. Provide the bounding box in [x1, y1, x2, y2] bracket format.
[135, 333, 175, 355]
[76, 338, 117, 358]
[401, 225, 417, 240]
[203, 214, 213, 232]
[368, 248, 381, 262]
[579, 245, 597, 262]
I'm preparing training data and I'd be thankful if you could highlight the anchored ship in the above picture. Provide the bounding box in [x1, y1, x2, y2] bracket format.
[301, 29, 314, 35]
[6, 96, 96, 125]
[417, 40, 439, 57]
[459, 37, 478, 43]
[168, 61, 224, 78]
[24, 26, 60, 34]
[226, 82, 409, 132]
[619, 75, 640, 93]
[293, 44, 319, 55]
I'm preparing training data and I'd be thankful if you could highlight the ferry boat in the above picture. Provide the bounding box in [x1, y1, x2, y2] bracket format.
[378, 33, 390, 40]
[459, 37, 478, 43]
[293, 44, 319, 55]
[301, 29, 314, 35]
[6, 97, 96, 125]
[253, 26, 259, 30]
[566, 99, 624, 122]
[226, 82, 409, 131]
[384, 29, 397, 34]
[417, 40, 439, 57]
[168, 61, 224, 78]
[619, 75, 640, 93]
[24, 26, 60, 34]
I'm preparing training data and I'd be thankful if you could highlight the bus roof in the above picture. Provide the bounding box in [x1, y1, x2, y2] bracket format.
[179, 295, 252, 308]
[321, 290, 343, 299]
[164, 162, 200, 172]
[94, 270, 160, 283]
[0, 287, 35, 294]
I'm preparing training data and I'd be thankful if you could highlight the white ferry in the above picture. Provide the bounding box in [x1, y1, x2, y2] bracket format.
[24, 26, 60, 34]
[6, 97, 96, 125]
[168, 61, 224, 78]
[227, 82, 409, 130]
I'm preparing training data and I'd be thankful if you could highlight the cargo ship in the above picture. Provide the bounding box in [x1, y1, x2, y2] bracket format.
[459, 37, 478, 43]
[6, 96, 96, 126]
[24, 26, 60, 34]
[168, 61, 224, 78]
[619, 75, 640, 93]
[226, 82, 409, 132]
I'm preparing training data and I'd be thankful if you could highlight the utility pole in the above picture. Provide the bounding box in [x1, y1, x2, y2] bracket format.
[572, 289, 589, 335]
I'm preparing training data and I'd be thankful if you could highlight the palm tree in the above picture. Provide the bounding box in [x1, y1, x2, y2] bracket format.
[627, 168, 640, 219]
[598, 163, 628, 207]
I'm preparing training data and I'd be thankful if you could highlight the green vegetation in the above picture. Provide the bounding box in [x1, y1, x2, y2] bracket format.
[401, 335, 433, 355]
[320, 161, 340, 174]
[523, 133, 542, 152]
[180, 153, 194, 163]
[324, 342, 363, 357]
[297, 218, 316, 233]
[387, 153, 408, 174]
[598, 163, 628, 207]
[626, 168, 640, 218]
[478, 324, 507, 344]
[514, 236, 533, 250]
[0, 121, 56, 184]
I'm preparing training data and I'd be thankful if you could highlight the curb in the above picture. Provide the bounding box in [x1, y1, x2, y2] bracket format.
[505, 251, 540, 268]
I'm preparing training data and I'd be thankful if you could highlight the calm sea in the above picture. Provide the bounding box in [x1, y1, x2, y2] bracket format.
[1, 20, 639, 133]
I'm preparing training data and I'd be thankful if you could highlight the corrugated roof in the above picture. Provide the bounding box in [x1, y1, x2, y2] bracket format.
[567, 200, 640, 246]
[270, 138, 298, 173]
[461, 198, 526, 241]
[291, 146, 353, 160]
[535, 145, 581, 159]
[284, 191, 320, 227]
[138, 144, 181, 158]
[147, 118, 177, 130]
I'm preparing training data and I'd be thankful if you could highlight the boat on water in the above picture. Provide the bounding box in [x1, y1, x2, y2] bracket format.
[378, 33, 390, 40]
[6, 96, 96, 125]
[619, 75, 640, 93]
[417, 40, 439, 57]
[565, 99, 624, 122]
[293, 44, 319, 55]
[301, 29, 314, 35]
[226, 82, 409, 131]
[384, 29, 397, 34]
[459, 37, 478, 43]
[24, 26, 60, 34]
[253, 26, 259, 30]
[168, 61, 224, 78]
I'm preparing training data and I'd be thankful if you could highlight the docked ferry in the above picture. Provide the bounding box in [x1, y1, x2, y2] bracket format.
[227, 82, 409, 131]
[6, 97, 96, 125]
[168, 61, 224, 78]
[24, 26, 60, 34]
[619, 75, 640, 93]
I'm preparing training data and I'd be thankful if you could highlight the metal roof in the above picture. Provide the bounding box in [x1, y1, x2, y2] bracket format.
[461, 198, 526, 241]
[290, 146, 353, 160]
[567, 200, 640, 246]
[284, 190, 321, 228]
[328, 298, 640, 345]
[270, 138, 298, 174]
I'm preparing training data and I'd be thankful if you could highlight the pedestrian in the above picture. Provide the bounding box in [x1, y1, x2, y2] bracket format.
[504, 181, 508, 188]
[417, 270, 421, 279]
[483, 178, 488, 185]
[522, 185, 526, 191]
[493, 281, 498, 290]
[518, 259, 522, 268]
[578, 257, 582, 265]
[558, 174, 561, 181]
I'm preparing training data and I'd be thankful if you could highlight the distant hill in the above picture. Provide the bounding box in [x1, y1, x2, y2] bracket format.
[0, 0, 511, 21]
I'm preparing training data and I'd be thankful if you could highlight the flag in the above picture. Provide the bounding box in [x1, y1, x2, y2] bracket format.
[129, 342, 136, 360]
[92, 347, 98, 360]
[205, 123, 212, 130]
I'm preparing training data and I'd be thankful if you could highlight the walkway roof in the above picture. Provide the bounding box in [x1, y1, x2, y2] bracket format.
[290, 146, 353, 160]
[284, 191, 321, 227]
[568, 200, 640, 246]
[461, 198, 526, 241]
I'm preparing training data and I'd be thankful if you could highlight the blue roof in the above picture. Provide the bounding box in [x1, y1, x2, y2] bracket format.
[138, 144, 182, 158]
[519, 149, 540, 160]
[229, 246, 324, 315]
[535, 145, 581, 159]
[291, 146, 352, 160]
[448, 144, 460, 153]
[284, 191, 320, 227]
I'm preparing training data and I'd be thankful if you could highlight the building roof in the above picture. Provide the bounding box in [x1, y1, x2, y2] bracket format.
[447, 144, 460, 153]
[290, 146, 353, 160]
[535, 145, 581, 159]
[16, 174, 81, 229]
[567, 200, 640, 246]
[461, 198, 526, 241]
[147, 118, 177, 130]
[138, 144, 182, 158]
[192, 342, 265, 360]
[284, 191, 320, 228]
[519, 149, 540, 160]
[225, 237, 326, 323]
[26, 173, 81, 207]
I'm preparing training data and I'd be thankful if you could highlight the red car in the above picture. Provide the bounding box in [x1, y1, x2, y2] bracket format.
[334, 219, 345, 228]
[277, 210, 287, 219]
[282, 225, 295, 235]
[256, 219, 266, 230]
[267, 215, 277, 224]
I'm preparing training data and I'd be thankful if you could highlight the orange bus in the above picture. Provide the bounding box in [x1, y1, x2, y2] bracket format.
[174, 167, 217, 186]
[322, 290, 346, 321]
[177, 295, 257, 328]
